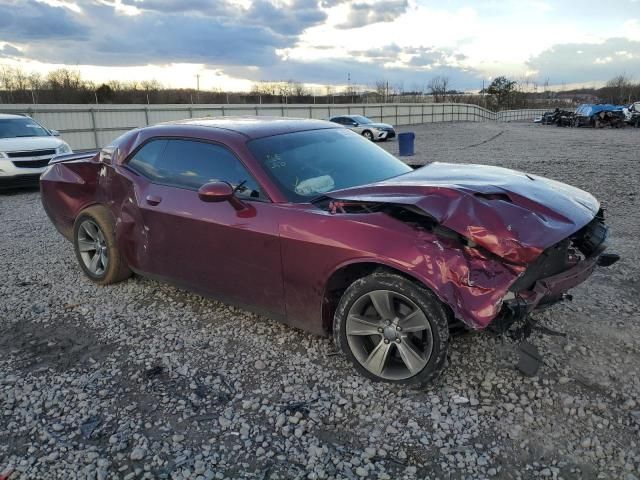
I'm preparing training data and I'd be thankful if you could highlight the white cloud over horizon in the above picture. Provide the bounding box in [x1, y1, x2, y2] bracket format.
[0, 0, 639, 92]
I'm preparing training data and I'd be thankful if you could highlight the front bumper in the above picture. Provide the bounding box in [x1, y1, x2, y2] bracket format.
[496, 213, 618, 327]
[507, 254, 599, 315]
[373, 130, 389, 141]
[0, 159, 48, 189]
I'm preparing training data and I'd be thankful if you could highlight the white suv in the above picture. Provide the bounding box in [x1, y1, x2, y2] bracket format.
[0, 114, 72, 189]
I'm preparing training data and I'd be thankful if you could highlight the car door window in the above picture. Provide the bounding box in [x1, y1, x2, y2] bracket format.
[128, 139, 263, 199]
[127, 139, 168, 178]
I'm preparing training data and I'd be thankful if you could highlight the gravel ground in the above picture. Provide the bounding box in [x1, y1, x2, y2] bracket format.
[1, 121, 639, 480]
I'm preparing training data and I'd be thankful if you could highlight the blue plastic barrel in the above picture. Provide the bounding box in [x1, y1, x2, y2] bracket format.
[398, 132, 415, 156]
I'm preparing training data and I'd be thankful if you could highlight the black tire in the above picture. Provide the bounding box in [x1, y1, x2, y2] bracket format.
[362, 130, 374, 141]
[73, 205, 132, 285]
[333, 272, 449, 387]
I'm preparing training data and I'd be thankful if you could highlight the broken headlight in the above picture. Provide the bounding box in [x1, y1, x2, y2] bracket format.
[574, 216, 608, 258]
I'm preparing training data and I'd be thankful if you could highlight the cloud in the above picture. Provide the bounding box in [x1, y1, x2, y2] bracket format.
[246, 0, 328, 35]
[122, 0, 327, 36]
[527, 37, 640, 84]
[223, 54, 482, 91]
[0, 1, 291, 67]
[337, 0, 408, 29]
[121, 0, 240, 16]
[0, 0, 332, 68]
[0, 43, 22, 58]
[0, 0, 88, 41]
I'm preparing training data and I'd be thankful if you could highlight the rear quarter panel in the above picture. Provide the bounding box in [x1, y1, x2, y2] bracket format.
[40, 155, 103, 240]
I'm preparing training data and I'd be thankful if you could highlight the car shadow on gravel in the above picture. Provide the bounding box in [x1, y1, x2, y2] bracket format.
[0, 320, 114, 372]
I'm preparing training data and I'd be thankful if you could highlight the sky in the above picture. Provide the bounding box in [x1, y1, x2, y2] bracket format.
[0, 0, 639, 92]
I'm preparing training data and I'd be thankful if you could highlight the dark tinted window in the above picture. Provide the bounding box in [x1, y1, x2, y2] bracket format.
[127, 139, 167, 177]
[0, 118, 51, 138]
[128, 139, 262, 198]
[247, 128, 411, 203]
[330, 117, 344, 125]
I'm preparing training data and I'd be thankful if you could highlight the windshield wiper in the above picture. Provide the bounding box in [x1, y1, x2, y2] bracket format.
[233, 180, 247, 194]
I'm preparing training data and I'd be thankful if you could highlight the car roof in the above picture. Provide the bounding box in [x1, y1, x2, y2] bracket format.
[159, 116, 339, 140]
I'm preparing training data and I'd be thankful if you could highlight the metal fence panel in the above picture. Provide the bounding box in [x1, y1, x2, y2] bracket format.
[0, 103, 544, 150]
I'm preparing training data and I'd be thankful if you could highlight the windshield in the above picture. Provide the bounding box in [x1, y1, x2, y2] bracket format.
[247, 128, 412, 202]
[0, 118, 51, 139]
[351, 115, 372, 124]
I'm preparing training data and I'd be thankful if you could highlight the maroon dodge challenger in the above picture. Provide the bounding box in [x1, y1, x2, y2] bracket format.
[41, 117, 617, 386]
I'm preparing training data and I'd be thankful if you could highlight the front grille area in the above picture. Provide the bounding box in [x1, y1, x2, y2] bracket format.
[509, 213, 608, 294]
[12, 159, 51, 169]
[510, 239, 571, 292]
[7, 149, 56, 158]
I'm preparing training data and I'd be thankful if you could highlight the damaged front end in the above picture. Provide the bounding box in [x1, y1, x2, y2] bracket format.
[318, 163, 619, 332]
[495, 210, 619, 332]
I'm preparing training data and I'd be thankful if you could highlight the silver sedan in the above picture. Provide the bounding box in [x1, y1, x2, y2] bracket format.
[329, 115, 396, 141]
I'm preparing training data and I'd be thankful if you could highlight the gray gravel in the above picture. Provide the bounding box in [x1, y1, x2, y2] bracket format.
[1, 121, 639, 479]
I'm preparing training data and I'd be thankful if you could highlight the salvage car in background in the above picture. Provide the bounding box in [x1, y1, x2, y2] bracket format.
[329, 115, 395, 141]
[623, 102, 640, 127]
[574, 104, 626, 128]
[0, 114, 72, 189]
[40, 117, 617, 386]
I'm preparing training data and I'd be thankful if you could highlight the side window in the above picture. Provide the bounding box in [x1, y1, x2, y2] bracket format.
[130, 139, 262, 199]
[127, 139, 168, 178]
[331, 117, 344, 125]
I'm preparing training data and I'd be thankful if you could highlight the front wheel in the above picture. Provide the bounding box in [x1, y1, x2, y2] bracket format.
[73, 206, 132, 285]
[333, 272, 449, 387]
[362, 130, 374, 141]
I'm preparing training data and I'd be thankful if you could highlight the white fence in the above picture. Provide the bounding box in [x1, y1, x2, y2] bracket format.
[0, 103, 548, 151]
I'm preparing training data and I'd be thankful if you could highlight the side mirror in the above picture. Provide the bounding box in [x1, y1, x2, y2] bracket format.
[50, 129, 61, 136]
[198, 181, 246, 210]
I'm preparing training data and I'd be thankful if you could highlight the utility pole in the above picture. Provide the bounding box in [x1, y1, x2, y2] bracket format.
[196, 74, 200, 104]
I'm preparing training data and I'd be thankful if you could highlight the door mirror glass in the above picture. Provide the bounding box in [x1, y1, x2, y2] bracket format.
[198, 181, 234, 202]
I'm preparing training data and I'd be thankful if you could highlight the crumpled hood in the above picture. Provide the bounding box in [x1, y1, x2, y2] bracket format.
[0, 136, 64, 153]
[326, 162, 599, 264]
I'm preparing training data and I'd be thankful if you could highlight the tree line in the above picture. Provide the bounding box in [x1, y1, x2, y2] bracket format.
[0, 66, 637, 110]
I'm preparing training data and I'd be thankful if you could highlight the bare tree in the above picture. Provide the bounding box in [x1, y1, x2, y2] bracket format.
[374, 80, 390, 102]
[427, 76, 450, 102]
[603, 74, 634, 104]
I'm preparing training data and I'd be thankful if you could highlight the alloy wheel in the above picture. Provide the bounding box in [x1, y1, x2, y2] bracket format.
[346, 289, 433, 380]
[77, 219, 108, 276]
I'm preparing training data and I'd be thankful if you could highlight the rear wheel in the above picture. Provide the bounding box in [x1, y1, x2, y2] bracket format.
[73, 206, 131, 285]
[362, 130, 374, 141]
[334, 272, 449, 387]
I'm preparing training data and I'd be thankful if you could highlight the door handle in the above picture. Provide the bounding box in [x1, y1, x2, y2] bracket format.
[145, 195, 162, 206]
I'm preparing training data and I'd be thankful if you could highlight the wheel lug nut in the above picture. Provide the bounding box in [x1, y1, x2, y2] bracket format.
[384, 339, 390, 344]
[377, 327, 383, 333]
[395, 338, 401, 343]
[396, 326, 402, 331]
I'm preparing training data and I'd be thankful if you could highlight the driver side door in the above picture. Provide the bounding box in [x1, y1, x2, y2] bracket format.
[125, 138, 285, 316]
